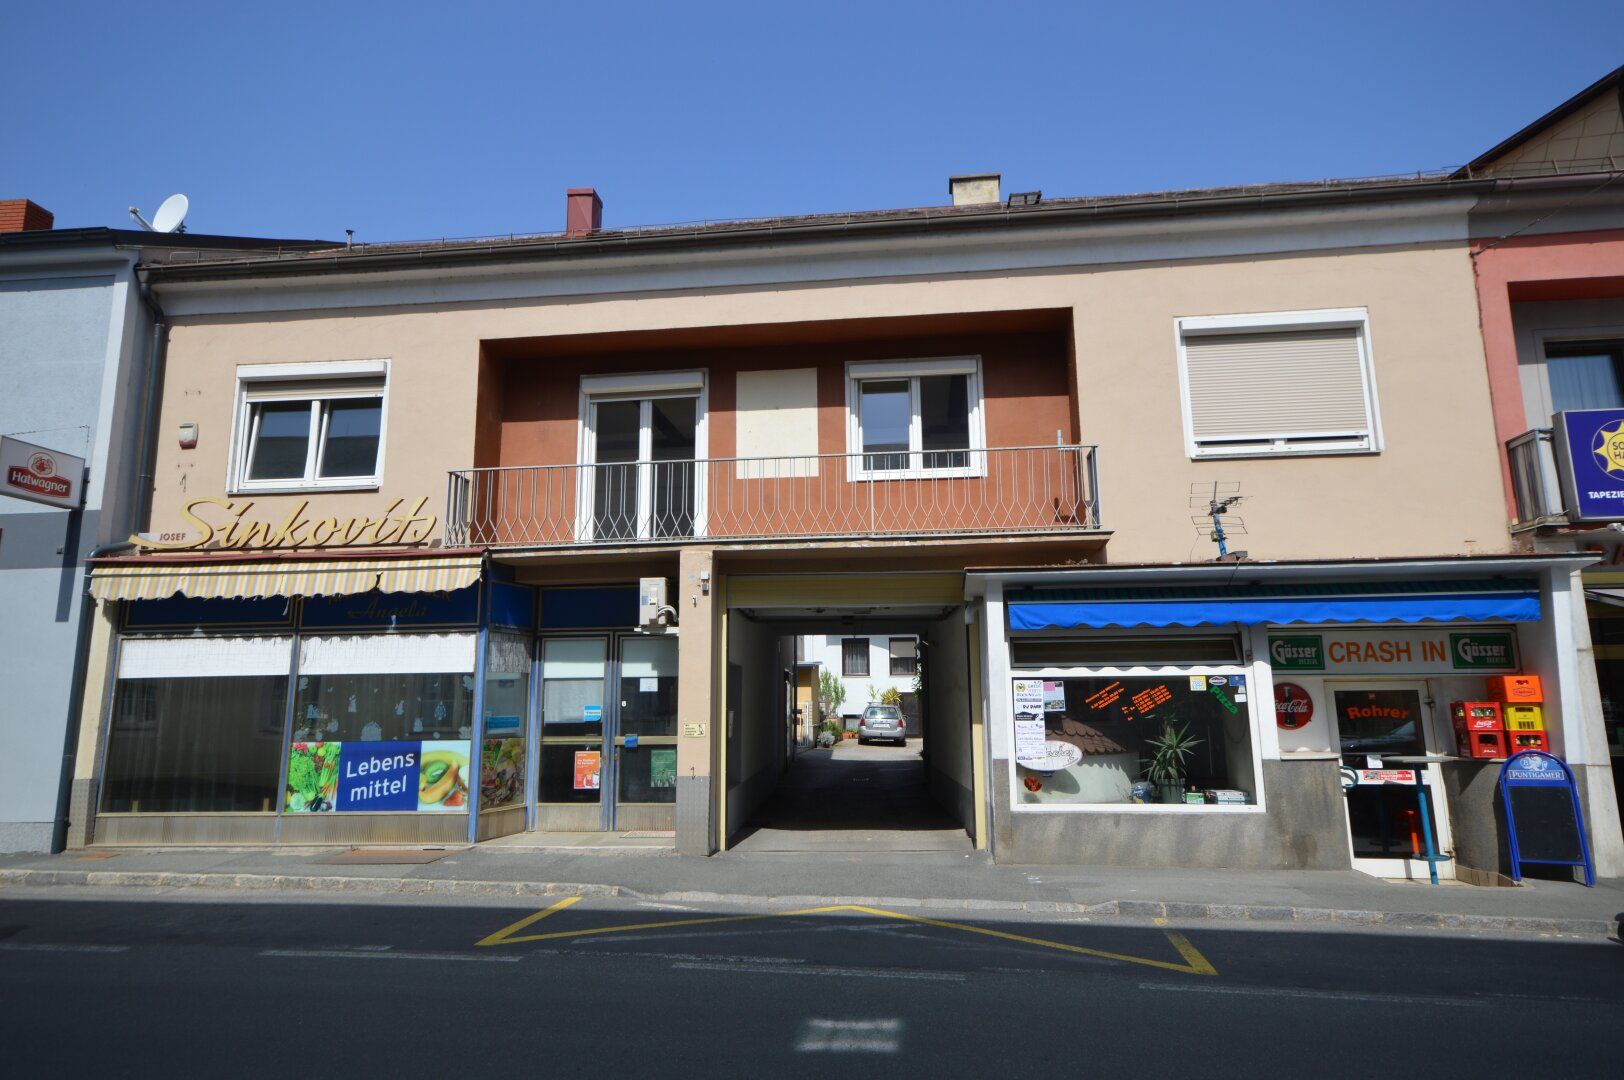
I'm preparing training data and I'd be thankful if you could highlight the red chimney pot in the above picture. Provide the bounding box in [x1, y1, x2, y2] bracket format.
[566, 188, 603, 238]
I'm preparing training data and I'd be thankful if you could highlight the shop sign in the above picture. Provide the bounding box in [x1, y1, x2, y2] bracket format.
[0, 436, 84, 510]
[1274, 682, 1314, 730]
[1553, 408, 1624, 523]
[131, 495, 437, 551]
[1266, 628, 1518, 675]
[284, 740, 471, 812]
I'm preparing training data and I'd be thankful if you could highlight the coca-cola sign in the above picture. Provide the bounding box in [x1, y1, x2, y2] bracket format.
[0, 436, 84, 510]
[1274, 682, 1314, 730]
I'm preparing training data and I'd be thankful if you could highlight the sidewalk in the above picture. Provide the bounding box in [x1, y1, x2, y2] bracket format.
[3, 846, 1620, 937]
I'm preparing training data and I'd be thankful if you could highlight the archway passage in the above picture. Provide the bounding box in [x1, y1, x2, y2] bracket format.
[722, 596, 977, 854]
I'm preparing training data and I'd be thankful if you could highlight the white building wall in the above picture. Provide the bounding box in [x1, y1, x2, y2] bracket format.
[801, 634, 918, 717]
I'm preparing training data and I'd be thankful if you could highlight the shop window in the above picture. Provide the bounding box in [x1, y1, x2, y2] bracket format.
[101, 637, 292, 814]
[1177, 310, 1380, 458]
[845, 356, 985, 478]
[480, 633, 531, 813]
[285, 633, 475, 814]
[889, 637, 918, 677]
[232, 360, 387, 492]
[1009, 673, 1258, 809]
[1011, 635, 1241, 667]
[842, 638, 871, 677]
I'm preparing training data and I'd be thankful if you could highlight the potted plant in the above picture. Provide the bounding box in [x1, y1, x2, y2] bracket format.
[1143, 721, 1203, 804]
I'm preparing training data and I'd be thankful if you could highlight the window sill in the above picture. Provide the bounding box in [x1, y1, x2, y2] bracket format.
[229, 481, 382, 496]
[1008, 801, 1266, 815]
[1190, 446, 1378, 462]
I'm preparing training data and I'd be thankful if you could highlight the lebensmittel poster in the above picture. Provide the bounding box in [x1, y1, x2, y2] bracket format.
[573, 750, 602, 791]
[284, 740, 471, 812]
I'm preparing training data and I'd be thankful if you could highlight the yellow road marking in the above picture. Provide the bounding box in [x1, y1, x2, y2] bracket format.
[476, 900, 1217, 976]
[476, 896, 583, 947]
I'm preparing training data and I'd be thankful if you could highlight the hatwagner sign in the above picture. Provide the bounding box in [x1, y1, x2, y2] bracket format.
[0, 435, 85, 510]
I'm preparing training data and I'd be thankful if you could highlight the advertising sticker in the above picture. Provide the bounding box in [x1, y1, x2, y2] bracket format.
[650, 748, 677, 790]
[573, 750, 602, 791]
[285, 740, 472, 812]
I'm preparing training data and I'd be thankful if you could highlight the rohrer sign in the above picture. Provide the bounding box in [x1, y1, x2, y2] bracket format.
[0, 436, 84, 510]
[1267, 627, 1518, 675]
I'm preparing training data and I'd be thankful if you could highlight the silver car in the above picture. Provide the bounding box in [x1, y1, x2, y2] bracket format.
[858, 704, 907, 745]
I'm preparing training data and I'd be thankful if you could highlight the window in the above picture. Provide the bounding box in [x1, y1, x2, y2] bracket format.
[842, 638, 871, 677]
[1009, 672, 1258, 810]
[100, 636, 292, 814]
[1177, 310, 1380, 458]
[233, 361, 388, 491]
[1545, 340, 1624, 414]
[889, 637, 918, 676]
[846, 356, 984, 477]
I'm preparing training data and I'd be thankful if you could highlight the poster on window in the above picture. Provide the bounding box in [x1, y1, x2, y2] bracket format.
[284, 740, 472, 812]
[573, 750, 602, 791]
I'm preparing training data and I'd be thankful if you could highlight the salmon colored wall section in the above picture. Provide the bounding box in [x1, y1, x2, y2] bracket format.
[487, 330, 1074, 467]
[1470, 228, 1624, 514]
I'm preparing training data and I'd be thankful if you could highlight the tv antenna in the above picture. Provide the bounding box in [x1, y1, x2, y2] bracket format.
[128, 193, 189, 233]
[1190, 482, 1248, 561]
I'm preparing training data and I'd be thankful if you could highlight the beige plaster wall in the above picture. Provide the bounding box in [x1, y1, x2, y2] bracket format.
[151, 240, 1508, 562]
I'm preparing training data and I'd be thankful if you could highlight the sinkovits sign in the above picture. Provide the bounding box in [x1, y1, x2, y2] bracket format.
[1553, 408, 1624, 523]
[132, 495, 437, 551]
[0, 436, 85, 510]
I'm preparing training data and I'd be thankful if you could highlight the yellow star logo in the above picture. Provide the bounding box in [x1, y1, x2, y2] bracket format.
[1593, 420, 1624, 477]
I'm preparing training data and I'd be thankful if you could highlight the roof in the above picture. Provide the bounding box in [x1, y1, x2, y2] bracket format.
[0, 226, 334, 256]
[1455, 64, 1624, 178]
[144, 171, 1489, 283]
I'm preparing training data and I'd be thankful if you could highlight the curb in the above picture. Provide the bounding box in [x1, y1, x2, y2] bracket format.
[1, 868, 1615, 938]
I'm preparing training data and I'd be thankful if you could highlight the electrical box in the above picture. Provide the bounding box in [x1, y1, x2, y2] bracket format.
[638, 577, 669, 630]
[1451, 701, 1507, 760]
[1486, 674, 1542, 703]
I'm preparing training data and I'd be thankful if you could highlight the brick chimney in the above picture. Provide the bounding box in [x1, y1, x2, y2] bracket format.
[566, 188, 603, 237]
[0, 199, 54, 233]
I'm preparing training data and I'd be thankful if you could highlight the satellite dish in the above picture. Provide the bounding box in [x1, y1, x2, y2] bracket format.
[150, 194, 189, 233]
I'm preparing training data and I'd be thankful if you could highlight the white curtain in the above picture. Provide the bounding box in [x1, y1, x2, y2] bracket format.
[120, 636, 293, 679]
[298, 633, 476, 675]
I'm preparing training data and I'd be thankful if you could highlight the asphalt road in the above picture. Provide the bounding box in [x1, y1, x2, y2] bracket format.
[1, 886, 1619, 1078]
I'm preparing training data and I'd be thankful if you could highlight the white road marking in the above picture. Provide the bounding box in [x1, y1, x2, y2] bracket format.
[675, 960, 962, 981]
[796, 1018, 903, 1053]
[0, 942, 130, 954]
[261, 948, 519, 963]
[1141, 982, 1487, 1008]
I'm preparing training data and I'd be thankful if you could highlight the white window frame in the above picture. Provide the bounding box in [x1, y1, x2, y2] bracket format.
[229, 360, 390, 494]
[1174, 309, 1382, 460]
[844, 356, 986, 480]
[1004, 663, 1268, 815]
[574, 370, 709, 542]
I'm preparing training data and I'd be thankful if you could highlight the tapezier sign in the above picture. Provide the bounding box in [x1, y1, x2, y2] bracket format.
[1553, 408, 1624, 523]
[0, 436, 85, 510]
[131, 495, 437, 551]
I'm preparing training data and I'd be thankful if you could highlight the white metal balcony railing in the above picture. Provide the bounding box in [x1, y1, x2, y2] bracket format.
[1506, 428, 1568, 529]
[445, 444, 1101, 548]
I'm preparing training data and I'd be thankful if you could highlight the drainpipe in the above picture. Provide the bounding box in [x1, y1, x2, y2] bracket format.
[48, 272, 167, 852]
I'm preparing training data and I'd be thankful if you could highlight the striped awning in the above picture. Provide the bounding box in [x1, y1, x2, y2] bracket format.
[89, 555, 482, 602]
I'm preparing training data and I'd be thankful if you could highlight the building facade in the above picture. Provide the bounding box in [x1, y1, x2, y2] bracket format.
[801, 633, 920, 721]
[0, 207, 323, 852]
[59, 73, 1624, 881]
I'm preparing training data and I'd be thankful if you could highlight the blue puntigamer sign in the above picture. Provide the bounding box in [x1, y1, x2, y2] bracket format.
[1553, 408, 1624, 523]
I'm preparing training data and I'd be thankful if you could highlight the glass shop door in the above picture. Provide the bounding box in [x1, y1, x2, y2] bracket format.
[612, 635, 680, 828]
[535, 636, 611, 831]
[1333, 683, 1456, 880]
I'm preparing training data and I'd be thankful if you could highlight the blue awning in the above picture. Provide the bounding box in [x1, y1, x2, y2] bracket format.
[1007, 579, 1541, 630]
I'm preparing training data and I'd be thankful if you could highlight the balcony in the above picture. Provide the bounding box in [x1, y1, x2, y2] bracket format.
[446, 444, 1101, 549]
[1506, 428, 1567, 529]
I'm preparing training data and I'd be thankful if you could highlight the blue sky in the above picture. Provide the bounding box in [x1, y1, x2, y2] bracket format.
[4, 1, 1621, 243]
